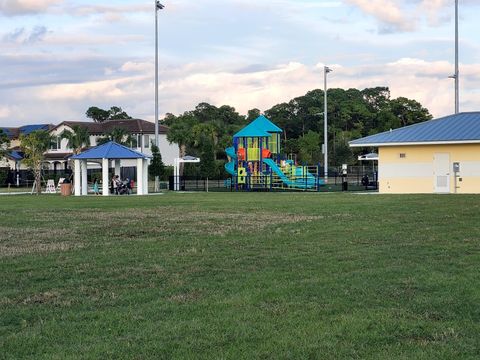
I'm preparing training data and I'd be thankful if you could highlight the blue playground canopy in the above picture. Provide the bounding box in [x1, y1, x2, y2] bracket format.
[71, 141, 149, 160]
[233, 115, 282, 138]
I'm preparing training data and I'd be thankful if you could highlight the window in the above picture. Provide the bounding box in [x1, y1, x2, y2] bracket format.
[144, 135, 150, 148]
[51, 136, 61, 150]
[399, 153, 406, 158]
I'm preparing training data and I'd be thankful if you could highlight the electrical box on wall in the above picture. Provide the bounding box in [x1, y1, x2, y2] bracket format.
[453, 162, 460, 172]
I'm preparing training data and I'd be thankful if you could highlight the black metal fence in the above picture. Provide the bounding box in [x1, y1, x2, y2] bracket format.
[169, 165, 378, 193]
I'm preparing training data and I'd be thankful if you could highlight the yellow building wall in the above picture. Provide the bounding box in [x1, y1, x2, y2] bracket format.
[379, 144, 480, 194]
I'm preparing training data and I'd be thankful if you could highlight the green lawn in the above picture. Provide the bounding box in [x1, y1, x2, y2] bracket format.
[1, 193, 480, 359]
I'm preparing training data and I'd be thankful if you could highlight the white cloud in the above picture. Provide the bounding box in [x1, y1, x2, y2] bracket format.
[1, 58, 479, 127]
[0, 0, 62, 16]
[0, 105, 11, 119]
[344, 0, 415, 32]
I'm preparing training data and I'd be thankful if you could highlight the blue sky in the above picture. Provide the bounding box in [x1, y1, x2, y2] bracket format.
[0, 0, 479, 126]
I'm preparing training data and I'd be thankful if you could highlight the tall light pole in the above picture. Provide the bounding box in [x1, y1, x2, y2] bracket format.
[455, 0, 459, 114]
[324, 66, 332, 182]
[449, 0, 459, 114]
[155, 1, 164, 191]
[155, 1, 164, 147]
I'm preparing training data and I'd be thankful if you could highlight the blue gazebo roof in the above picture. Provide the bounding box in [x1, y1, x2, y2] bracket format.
[71, 141, 149, 160]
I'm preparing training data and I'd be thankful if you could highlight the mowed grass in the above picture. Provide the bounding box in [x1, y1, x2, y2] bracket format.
[1, 193, 480, 359]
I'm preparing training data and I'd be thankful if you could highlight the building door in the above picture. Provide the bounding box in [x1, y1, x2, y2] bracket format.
[433, 153, 450, 193]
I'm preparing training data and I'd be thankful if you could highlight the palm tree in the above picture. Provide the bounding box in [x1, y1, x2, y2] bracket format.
[192, 123, 219, 160]
[96, 128, 133, 146]
[61, 125, 90, 155]
[61, 125, 90, 185]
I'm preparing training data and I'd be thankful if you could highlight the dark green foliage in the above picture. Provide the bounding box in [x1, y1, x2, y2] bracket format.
[199, 138, 216, 178]
[86, 106, 132, 123]
[298, 131, 321, 164]
[96, 128, 133, 146]
[0, 167, 8, 185]
[149, 143, 166, 180]
[0, 129, 9, 160]
[85, 107, 109, 123]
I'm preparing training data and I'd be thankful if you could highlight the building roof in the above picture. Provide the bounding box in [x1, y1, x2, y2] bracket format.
[7, 150, 24, 161]
[71, 141, 149, 160]
[51, 119, 168, 135]
[1, 124, 52, 139]
[233, 115, 283, 138]
[349, 112, 480, 147]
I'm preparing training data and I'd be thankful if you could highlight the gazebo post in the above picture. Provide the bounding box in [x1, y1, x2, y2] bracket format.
[143, 159, 149, 195]
[74, 159, 81, 196]
[81, 160, 88, 195]
[114, 159, 121, 177]
[137, 158, 144, 195]
[102, 158, 109, 196]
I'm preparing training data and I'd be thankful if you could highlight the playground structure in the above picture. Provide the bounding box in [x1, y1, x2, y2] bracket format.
[225, 116, 325, 191]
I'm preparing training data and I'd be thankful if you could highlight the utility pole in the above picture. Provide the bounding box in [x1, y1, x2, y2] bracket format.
[324, 66, 332, 182]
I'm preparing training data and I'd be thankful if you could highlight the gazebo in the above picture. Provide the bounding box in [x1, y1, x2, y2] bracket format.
[70, 141, 150, 196]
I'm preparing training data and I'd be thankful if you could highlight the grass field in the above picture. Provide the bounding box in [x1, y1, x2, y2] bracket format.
[1, 193, 480, 359]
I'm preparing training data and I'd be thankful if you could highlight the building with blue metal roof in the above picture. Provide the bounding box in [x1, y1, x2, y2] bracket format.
[350, 112, 480, 147]
[349, 112, 480, 194]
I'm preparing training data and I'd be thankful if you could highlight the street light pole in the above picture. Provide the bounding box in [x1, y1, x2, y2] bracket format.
[154, 1, 164, 191]
[450, 0, 459, 114]
[324, 66, 332, 182]
[155, 1, 164, 147]
[454, 0, 459, 114]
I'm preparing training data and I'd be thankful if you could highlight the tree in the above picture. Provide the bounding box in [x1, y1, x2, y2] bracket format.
[390, 97, 432, 127]
[247, 108, 261, 122]
[298, 131, 321, 164]
[149, 142, 165, 181]
[86, 107, 110, 123]
[109, 106, 132, 120]
[0, 129, 10, 160]
[61, 125, 90, 155]
[61, 125, 90, 184]
[166, 116, 195, 159]
[199, 137, 216, 179]
[20, 130, 53, 194]
[86, 106, 132, 123]
[96, 128, 133, 146]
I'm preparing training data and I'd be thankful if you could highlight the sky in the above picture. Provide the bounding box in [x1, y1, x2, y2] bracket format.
[0, 0, 479, 126]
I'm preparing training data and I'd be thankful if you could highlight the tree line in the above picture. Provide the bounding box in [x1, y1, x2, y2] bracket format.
[164, 86, 432, 177]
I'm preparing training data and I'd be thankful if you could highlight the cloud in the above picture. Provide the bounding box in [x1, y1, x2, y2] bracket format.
[1, 57, 479, 127]
[0, 105, 11, 119]
[343, 0, 480, 32]
[3, 26, 48, 44]
[345, 0, 415, 32]
[0, 0, 62, 16]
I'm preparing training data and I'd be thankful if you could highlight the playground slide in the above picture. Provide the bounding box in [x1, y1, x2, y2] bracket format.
[294, 167, 323, 186]
[264, 159, 321, 189]
[224, 147, 237, 176]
